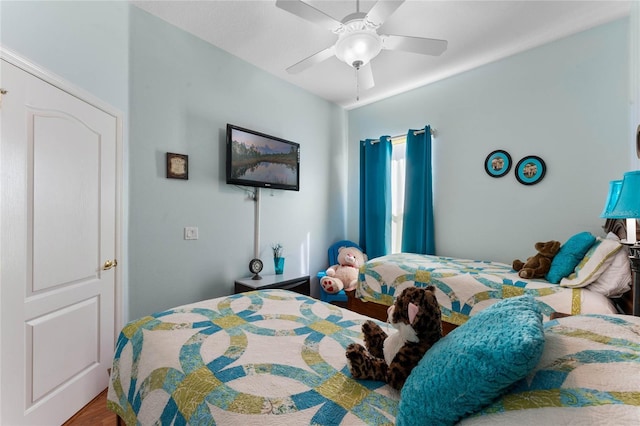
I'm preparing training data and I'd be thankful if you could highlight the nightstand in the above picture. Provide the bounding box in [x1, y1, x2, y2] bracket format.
[234, 273, 310, 296]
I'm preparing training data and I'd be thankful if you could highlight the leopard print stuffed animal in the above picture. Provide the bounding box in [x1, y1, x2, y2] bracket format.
[345, 286, 442, 390]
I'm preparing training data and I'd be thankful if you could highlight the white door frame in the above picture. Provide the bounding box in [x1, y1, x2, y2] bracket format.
[0, 43, 125, 373]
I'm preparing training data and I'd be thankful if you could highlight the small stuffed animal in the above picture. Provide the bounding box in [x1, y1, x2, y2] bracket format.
[320, 246, 367, 294]
[512, 240, 561, 279]
[345, 286, 442, 390]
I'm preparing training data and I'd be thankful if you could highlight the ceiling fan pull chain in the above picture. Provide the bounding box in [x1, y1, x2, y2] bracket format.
[356, 68, 359, 101]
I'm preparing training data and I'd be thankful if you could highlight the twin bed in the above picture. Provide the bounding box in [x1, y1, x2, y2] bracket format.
[347, 220, 636, 330]
[107, 289, 640, 425]
[108, 220, 639, 424]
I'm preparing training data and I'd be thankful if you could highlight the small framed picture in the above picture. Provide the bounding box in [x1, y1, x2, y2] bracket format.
[515, 155, 546, 185]
[484, 150, 512, 178]
[166, 152, 188, 180]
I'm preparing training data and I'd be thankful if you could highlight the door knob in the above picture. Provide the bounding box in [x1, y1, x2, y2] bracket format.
[103, 259, 118, 270]
[636, 124, 639, 159]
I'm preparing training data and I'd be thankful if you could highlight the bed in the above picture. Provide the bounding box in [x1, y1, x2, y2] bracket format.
[347, 221, 636, 329]
[107, 289, 398, 425]
[107, 289, 640, 425]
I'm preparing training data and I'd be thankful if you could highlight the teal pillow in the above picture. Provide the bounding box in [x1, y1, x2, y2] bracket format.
[396, 296, 544, 426]
[545, 232, 596, 283]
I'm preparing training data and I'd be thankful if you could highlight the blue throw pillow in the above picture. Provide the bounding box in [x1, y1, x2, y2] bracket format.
[396, 296, 544, 426]
[545, 232, 596, 284]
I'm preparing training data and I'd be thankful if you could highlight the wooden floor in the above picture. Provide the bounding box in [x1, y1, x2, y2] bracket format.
[63, 389, 118, 426]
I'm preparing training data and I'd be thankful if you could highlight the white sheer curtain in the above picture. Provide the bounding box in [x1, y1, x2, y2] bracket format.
[391, 139, 406, 253]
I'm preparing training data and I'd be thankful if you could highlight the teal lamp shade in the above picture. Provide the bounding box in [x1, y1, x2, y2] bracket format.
[602, 171, 640, 219]
[600, 179, 623, 218]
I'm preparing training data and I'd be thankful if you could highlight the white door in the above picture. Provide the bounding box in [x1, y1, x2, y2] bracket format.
[1, 58, 119, 425]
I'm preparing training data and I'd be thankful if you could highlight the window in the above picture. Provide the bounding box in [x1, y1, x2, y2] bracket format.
[390, 136, 407, 253]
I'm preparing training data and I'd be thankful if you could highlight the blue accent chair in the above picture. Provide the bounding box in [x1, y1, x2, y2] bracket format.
[318, 240, 363, 304]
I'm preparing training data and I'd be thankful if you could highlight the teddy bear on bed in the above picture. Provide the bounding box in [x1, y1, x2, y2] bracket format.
[512, 240, 561, 279]
[320, 246, 367, 294]
[345, 286, 442, 390]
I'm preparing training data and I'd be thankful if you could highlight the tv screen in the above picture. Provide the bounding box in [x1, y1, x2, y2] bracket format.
[226, 124, 300, 191]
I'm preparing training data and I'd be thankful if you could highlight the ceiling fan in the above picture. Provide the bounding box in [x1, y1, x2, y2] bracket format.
[275, 0, 448, 94]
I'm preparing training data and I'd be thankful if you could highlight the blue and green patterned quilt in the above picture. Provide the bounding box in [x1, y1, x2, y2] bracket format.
[107, 290, 399, 425]
[461, 314, 640, 424]
[107, 290, 640, 425]
[356, 253, 618, 325]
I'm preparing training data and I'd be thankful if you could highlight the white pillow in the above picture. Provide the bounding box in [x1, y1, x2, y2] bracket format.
[559, 237, 621, 288]
[587, 233, 632, 297]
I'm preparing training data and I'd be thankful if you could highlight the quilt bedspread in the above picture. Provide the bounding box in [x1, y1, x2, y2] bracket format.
[461, 314, 640, 425]
[107, 290, 399, 425]
[356, 253, 618, 325]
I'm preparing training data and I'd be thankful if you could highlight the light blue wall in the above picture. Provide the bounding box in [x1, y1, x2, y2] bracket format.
[348, 18, 630, 265]
[0, 0, 129, 112]
[127, 7, 346, 318]
[1, 1, 348, 320]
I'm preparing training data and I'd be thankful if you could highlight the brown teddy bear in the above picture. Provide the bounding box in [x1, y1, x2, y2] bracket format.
[345, 286, 442, 390]
[512, 240, 561, 279]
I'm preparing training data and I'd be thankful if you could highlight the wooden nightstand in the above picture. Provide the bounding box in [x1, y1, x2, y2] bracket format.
[234, 273, 310, 296]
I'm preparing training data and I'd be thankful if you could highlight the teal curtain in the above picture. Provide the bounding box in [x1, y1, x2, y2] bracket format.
[401, 126, 435, 255]
[359, 137, 392, 259]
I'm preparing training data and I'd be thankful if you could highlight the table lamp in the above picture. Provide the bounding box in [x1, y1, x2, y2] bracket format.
[601, 171, 640, 315]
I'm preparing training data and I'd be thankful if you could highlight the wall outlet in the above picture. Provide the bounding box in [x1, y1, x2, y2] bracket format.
[184, 226, 198, 240]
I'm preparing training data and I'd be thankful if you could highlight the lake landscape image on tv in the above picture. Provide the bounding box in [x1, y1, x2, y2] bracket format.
[229, 127, 298, 188]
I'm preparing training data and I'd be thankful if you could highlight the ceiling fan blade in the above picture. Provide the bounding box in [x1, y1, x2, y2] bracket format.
[365, 0, 405, 26]
[276, 0, 343, 32]
[382, 35, 448, 56]
[286, 46, 336, 74]
[357, 63, 375, 91]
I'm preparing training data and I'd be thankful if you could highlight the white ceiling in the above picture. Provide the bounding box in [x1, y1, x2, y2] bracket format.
[130, 0, 631, 110]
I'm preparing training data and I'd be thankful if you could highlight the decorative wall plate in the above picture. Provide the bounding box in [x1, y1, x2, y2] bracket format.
[515, 156, 546, 185]
[484, 150, 512, 178]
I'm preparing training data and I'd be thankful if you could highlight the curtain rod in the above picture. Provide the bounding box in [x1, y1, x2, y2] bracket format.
[369, 127, 436, 144]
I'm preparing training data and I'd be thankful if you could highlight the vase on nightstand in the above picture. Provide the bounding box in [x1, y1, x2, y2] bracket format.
[274, 257, 285, 275]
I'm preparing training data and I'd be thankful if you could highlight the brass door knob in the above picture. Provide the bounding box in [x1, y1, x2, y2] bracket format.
[103, 259, 118, 270]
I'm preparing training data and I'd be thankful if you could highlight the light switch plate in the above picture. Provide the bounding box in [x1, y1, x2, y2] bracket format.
[184, 226, 198, 240]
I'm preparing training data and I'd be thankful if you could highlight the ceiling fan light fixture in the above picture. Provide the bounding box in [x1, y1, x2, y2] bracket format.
[277, 0, 448, 97]
[335, 27, 382, 68]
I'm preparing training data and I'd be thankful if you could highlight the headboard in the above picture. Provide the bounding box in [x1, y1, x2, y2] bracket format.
[603, 218, 640, 242]
[603, 219, 639, 315]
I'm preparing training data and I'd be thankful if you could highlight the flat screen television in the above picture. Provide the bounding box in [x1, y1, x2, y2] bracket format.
[226, 124, 300, 191]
